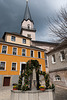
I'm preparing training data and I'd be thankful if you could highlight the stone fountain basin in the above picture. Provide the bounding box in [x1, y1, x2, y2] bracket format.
[11, 89, 55, 100]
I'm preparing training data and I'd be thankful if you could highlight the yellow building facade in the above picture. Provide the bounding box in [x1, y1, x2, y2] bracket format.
[0, 0, 46, 86]
[0, 43, 45, 75]
[0, 37, 45, 86]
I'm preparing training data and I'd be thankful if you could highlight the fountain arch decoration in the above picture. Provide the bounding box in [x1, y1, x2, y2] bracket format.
[18, 59, 50, 91]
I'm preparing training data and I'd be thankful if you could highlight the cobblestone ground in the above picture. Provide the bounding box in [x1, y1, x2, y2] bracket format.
[0, 86, 12, 100]
[55, 86, 67, 100]
[0, 86, 67, 100]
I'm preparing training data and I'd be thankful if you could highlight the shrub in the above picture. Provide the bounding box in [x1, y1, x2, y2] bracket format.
[52, 84, 55, 89]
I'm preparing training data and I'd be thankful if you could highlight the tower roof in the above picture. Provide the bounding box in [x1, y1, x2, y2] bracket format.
[23, 0, 33, 23]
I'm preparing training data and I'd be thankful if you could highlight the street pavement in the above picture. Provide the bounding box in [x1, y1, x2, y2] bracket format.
[55, 85, 67, 100]
[0, 86, 67, 100]
[0, 86, 12, 100]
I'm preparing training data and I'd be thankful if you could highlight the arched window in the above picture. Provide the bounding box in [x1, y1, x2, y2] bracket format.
[27, 24, 30, 29]
[55, 75, 61, 81]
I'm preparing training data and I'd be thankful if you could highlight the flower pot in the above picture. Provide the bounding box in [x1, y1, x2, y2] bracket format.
[13, 88, 17, 90]
[40, 88, 45, 91]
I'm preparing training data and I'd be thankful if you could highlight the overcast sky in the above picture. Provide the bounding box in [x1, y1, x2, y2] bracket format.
[0, 0, 67, 42]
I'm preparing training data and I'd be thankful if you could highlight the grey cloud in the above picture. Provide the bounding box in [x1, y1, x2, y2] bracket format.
[0, 0, 67, 41]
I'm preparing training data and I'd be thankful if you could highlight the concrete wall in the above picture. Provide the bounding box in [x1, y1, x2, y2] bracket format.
[0, 75, 19, 86]
[0, 75, 3, 86]
[11, 90, 54, 100]
[50, 71, 67, 87]
[48, 48, 67, 87]
[11, 75, 19, 85]
[48, 48, 67, 71]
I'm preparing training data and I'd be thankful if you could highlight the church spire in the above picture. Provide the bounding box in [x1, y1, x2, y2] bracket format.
[26, 0, 28, 2]
[23, 0, 33, 22]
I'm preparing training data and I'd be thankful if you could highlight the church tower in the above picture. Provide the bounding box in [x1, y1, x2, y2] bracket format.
[20, 0, 36, 40]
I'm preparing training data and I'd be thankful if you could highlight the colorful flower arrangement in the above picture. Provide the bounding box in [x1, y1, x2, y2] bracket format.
[39, 86, 45, 89]
[17, 60, 55, 91]
[39, 86, 45, 91]
[13, 85, 18, 90]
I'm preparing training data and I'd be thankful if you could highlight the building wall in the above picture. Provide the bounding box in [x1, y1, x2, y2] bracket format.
[22, 20, 34, 29]
[0, 43, 46, 76]
[31, 42, 55, 53]
[31, 42, 57, 73]
[0, 75, 3, 86]
[48, 48, 67, 71]
[0, 43, 46, 86]
[5, 34, 31, 46]
[48, 47, 67, 87]
[22, 30, 35, 40]
[0, 75, 19, 87]
[50, 71, 67, 87]
[21, 20, 35, 40]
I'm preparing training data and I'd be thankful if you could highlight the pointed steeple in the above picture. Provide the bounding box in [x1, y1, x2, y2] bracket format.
[23, 0, 33, 22]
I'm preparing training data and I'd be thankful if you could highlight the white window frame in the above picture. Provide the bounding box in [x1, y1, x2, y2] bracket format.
[20, 62, 26, 75]
[38, 51, 41, 58]
[27, 24, 30, 29]
[0, 61, 6, 71]
[45, 60, 48, 68]
[22, 49, 26, 56]
[12, 47, 17, 55]
[2, 45, 7, 54]
[11, 36, 16, 41]
[39, 64, 42, 71]
[22, 39, 26, 44]
[45, 53, 48, 68]
[60, 51, 65, 61]
[52, 54, 56, 64]
[54, 75, 61, 81]
[11, 62, 17, 71]
[30, 50, 34, 57]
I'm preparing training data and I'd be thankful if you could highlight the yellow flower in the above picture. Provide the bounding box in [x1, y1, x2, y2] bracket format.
[39, 86, 45, 88]
[13, 86, 17, 88]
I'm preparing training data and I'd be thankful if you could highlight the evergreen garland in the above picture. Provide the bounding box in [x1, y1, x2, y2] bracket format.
[18, 60, 54, 91]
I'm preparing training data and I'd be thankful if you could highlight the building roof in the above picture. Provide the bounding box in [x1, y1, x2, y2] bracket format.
[0, 38, 4, 42]
[22, 1, 33, 23]
[20, 28, 36, 34]
[0, 40, 45, 51]
[49, 67, 67, 73]
[2, 32, 31, 40]
[32, 40, 59, 46]
[47, 39, 67, 54]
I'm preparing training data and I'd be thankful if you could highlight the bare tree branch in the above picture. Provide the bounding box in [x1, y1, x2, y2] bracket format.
[49, 8, 67, 41]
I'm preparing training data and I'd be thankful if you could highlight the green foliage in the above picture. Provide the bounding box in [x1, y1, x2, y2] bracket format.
[52, 84, 55, 89]
[13, 84, 18, 89]
[21, 60, 40, 91]
[39, 71, 50, 89]
[22, 84, 29, 91]
[45, 74, 50, 89]
[17, 59, 54, 91]
[18, 75, 22, 90]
